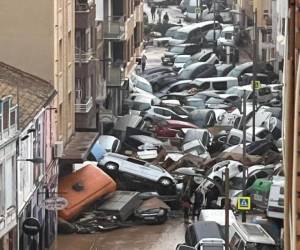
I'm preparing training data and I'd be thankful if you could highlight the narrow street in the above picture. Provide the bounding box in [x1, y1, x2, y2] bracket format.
[56, 218, 185, 250]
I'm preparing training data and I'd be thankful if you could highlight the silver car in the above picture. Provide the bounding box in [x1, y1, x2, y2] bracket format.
[98, 153, 176, 194]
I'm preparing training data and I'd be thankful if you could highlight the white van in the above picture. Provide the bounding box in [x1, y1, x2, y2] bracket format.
[169, 21, 220, 46]
[193, 77, 239, 92]
[229, 222, 276, 249]
[199, 209, 237, 226]
[266, 176, 284, 219]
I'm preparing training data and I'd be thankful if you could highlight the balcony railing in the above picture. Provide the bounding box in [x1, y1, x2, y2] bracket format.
[75, 96, 93, 113]
[75, 48, 94, 63]
[103, 16, 125, 40]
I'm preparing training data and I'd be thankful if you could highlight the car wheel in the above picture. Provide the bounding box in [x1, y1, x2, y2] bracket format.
[105, 162, 119, 171]
[159, 177, 172, 186]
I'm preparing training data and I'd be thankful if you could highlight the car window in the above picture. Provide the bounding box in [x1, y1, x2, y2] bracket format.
[228, 135, 241, 145]
[153, 108, 164, 115]
[163, 109, 173, 116]
[198, 82, 210, 91]
[127, 158, 146, 165]
[256, 129, 269, 138]
[173, 31, 188, 40]
[230, 232, 242, 250]
[200, 52, 213, 62]
[212, 81, 227, 90]
[112, 140, 119, 152]
[258, 87, 271, 95]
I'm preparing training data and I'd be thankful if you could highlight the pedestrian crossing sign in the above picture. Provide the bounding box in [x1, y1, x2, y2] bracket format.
[252, 80, 261, 90]
[237, 197, 251, 210]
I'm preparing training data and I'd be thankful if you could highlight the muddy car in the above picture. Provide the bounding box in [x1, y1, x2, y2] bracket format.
[98, 153, 177, 195]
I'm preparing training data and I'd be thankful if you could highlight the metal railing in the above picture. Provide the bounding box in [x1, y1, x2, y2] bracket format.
[103, 16, 125, 40]
[75, 48, 94, 63]
[75, 96, 93, 113]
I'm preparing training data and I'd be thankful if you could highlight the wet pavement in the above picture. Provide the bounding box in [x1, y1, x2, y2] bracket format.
[55, 218, 186, 250]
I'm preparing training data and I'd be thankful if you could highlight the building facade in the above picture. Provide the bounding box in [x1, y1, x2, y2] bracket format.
[96, 0, 144, 116]
[0, 0, 75, 146]
[0, 96, 18, 250]
[0, 62, 57, 250]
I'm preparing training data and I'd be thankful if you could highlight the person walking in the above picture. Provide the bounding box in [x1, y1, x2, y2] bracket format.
[151, 5, 156, 21]
[141, 54, 147, 73]
[192, 190, 203, 221]
[157, 6, 162, 23]
[181, 193, 192, 224]
[163, 12, 169, 24]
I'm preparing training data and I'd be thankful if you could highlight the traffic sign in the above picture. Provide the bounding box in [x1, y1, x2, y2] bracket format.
[252, 80, 261, 90]
[237, 197, 251, 210]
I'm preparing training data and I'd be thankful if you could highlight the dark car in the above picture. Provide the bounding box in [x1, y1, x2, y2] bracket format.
[143, 67, 173, 78]
[216, 63, 235, 77]
[161, 43, 201, 65]
[240, 73, 270, 86]
[185, 221, 225, 248]
[178, 62, 217, 80]
[227, 61, 278, 81]
[156, 80, 195, 96]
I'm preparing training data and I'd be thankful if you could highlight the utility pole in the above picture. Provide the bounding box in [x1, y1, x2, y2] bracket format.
[213, 0, 216, 51]
[196, 0, 199, 22]
[252, 9, 258, 142]
[242, 90, 247, 222]
[224, 166, 229, 250]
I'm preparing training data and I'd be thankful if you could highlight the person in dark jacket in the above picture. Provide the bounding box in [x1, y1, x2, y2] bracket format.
[192, 191, 203, 221]
[151, 5, 156, 21]
[181, 193, 192, 223]
[163, 12, 169, 24]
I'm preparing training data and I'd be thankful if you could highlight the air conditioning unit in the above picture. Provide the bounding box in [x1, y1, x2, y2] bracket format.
[54, 141, 64, 158]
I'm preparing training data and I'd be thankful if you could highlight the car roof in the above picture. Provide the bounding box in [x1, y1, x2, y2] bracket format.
[184, 62, 208, 70]
[175, 55, 192, 59]
[233, 61, 253, 70]
[189, 221, 223, 240]
[166, 119, 198, 127]
[176, 21, 217, 33]
[174, 43, 198, 47]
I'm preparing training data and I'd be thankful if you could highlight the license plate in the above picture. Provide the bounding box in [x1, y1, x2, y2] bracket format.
[254, 194, 263, 201]
[144, 216, 156, 220]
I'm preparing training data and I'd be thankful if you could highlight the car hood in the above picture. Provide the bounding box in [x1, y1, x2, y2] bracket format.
[164, 52, 176, 57]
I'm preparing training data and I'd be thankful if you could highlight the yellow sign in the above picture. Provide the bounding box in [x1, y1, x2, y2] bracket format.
[252, 80, 261, 90]
[237, 197, 251, 210]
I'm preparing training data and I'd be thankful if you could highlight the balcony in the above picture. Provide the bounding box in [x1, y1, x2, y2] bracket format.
[75, 96, 93, 113]
[107, 65, 124, 87]
[103, 17, 125, 40]
[75, 48, 94, 63]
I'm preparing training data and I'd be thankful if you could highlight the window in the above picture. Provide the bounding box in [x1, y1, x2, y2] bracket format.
[213, 81, 227, 91]
[282, 18, 285, 35]
[228, 135, 241, 145]
[154, 108, 164, 115]
[10, 109, 16, 126]
[5, 157, 16, 209]
[3, 100, 9, 130]
[198, 82, 210, 91]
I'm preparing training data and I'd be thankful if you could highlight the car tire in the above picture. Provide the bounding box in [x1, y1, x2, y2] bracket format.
[105, 162, 119, 171]
[158, 177, 172, 186]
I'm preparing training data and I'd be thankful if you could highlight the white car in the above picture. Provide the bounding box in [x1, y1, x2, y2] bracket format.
[142, 106, 189, 123]
[98, 153, 176, 194]
[217, 25, 235, 46]
[129, 73, 153, 95]
[98, 135, 121, 153]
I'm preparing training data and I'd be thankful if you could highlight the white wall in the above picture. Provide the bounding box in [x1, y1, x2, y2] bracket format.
[95, 0, 104, 21]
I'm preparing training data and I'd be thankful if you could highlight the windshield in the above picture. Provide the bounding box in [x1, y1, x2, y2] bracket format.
[229, 177, 243, 189]
[171, 106, 188, 115]
[206, 30, 221, 41]
[175, 57, 190, 63]
[227, 68, 242, 77]
[134, 79, 153, 93]
[184, 143, 206, 155]
[173, 31, 188, 40]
